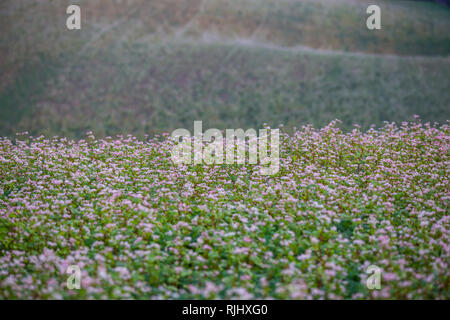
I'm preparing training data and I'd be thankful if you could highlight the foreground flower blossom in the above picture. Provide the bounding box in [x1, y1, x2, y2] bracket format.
[0, 120, 448, 299]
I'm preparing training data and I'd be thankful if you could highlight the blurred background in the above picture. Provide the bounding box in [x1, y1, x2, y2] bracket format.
[0, 0, 449, 138]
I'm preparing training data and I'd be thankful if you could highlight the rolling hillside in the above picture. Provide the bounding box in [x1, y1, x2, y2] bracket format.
[0, 0, 449, 137]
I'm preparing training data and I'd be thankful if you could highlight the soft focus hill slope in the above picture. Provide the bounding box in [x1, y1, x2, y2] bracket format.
[0, 0, 449, 137]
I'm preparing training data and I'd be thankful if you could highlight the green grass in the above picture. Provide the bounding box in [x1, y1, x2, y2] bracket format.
[2, 40, 449, 137]
[0, 0, 449, 138]
[192, 0, 450, 55]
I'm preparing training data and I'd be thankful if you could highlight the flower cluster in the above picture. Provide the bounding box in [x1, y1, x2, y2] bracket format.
[0, 119, 448, 299]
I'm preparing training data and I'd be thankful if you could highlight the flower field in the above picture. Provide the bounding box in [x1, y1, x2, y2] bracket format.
[0, 119, 449, 299]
